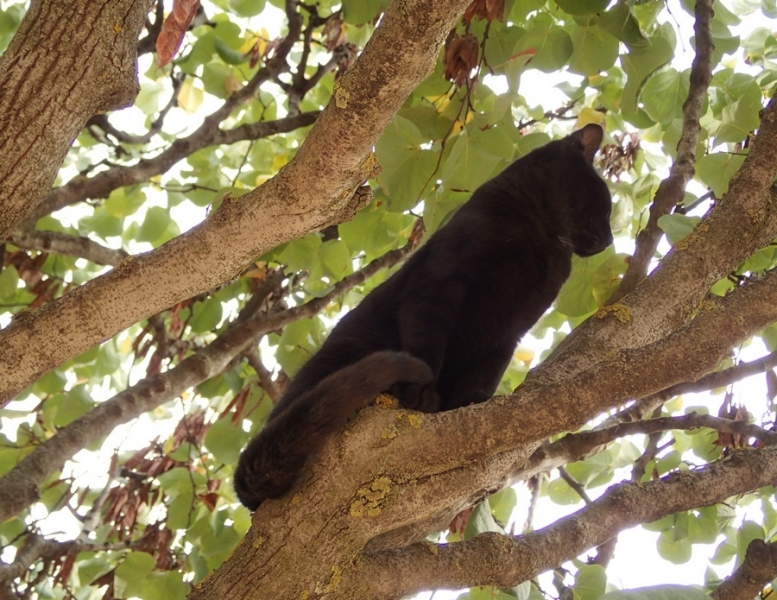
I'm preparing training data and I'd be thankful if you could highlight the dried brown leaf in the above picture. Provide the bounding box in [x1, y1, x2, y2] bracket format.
[156, 0, 201, 68]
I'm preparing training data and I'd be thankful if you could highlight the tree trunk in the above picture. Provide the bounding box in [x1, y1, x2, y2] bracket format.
[0, 0, 152, 239]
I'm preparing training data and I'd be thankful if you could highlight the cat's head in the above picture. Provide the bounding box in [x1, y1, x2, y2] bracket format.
[563, 124, 614, 258]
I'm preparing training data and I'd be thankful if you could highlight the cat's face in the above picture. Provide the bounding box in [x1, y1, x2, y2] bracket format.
[564, 124, 614, 257]
[570, 173, 613, 257]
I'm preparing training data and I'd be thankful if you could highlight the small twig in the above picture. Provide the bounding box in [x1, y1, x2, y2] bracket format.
[557, 466, 592, 504]
[632, 408, 664, 481]
[243, 346, 282, 402]
[8, 229, 128, 266]
[612, 0, 715, 299]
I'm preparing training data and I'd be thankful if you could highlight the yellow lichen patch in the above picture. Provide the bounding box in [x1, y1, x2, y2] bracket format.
[350, 477, 392, 518]
[113, 23, 122, 33]
[595, 304, 631, 323]
[375, 393, 400, 408]
[291, 494, 301, 505]
[300, 591, 310, 599]
[360, 152, 380, 179]
[406, 413, 423, 429]
[699, 299, 717, 311]
[424, 542, 439, 555]
[381, 426, 398, 440]
[316, 566, 342, 594]
[253, 534, 266, 549]
[335, 85, 350, 108]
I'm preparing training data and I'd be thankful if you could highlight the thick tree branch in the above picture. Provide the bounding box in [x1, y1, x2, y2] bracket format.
[0, 238, 414, 521]
[711, 539, 777, 600]
[0, 0, 472, 404]
[8, 228, 129, 266]
[354, 445, 777, 598]
[613, 0, 715, 299]
[0, 0, 154, 239]
[603, 349, 777, 426]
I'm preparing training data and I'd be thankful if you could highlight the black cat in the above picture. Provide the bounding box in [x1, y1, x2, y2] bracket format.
[234, 123, 613, 510]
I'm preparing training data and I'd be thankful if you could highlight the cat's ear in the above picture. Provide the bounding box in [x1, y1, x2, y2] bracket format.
[570, 123, 604, 163]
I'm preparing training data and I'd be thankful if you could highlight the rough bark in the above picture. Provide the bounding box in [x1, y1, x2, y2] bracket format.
[0, 0, 153, 239]
[711, 539, 777, 600]
[0, 0, 474, 404]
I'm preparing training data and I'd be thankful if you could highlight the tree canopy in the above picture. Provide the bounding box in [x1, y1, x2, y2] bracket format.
[2, 0, 777, 598]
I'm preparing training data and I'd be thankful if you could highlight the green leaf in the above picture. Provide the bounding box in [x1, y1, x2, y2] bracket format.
[440, 126, 515, 192]
[737, 520, 765, 564]
[621, 25, 675, 115]
[82, 208, 124, 239]
[35, 370, 67, 395]
[43, 387, 94, 428]
[319, 239, 353, 281]
[657, 214, 700, 245]
[641, 68, 690, 125]
[515, 20, 574, 73]
[696, 152, 746, 197]
[464, 500, 505, 539]
[342, 0, 391, 24]
[556, 246, 616, 318]
[716, 81, 762, 143]
[591, 253, 628, 306]
[376, 115, 438, 211]
[136, 82, 165, 115]
[229, 0, 266, 17]
[574, 564, 607, 600]
[105, 188, 147, 217]
[568, 24, 619, 75]
[137, 206, 172, 244]
[546, 476, 582, 505]
[141, 571, 189, 600]
[201, 62, 233, 99]
[601, 586, 709, 599]
[0, 265, 19, 300]
[215, 37, 247, 65]
[555, 0, 608, 15]
[158, 467, 203, 496]
[489, 488, 518, 525]
[276, 234, 322, 272]
[598, 2, 650, 50]
[205, 416, 250, 465]
[189, 296, 224, 333]
[115, 552, 155, 598]
[657, 527, 692, 563]
[687, 507, 718, 544]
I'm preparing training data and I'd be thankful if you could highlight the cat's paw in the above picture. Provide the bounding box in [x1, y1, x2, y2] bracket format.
[390, 382, 441, 412]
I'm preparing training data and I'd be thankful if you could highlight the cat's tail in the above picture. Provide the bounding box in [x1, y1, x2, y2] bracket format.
[233, 351, 433, 510]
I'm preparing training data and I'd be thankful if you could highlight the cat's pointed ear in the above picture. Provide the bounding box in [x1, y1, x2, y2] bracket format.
[570, 123, 604, 163]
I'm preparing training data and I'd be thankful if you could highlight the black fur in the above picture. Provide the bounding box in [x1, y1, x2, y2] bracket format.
[234, 124, 613, 510]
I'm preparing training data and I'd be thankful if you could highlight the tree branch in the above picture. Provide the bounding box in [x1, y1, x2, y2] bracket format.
[22, 112, 320, 224]
[355, 445, 777, 598]
[711, 539, 777, 600]
[0, 0, 154, 238]
[613, 0, 715, 299]
[604, 349, 777, 427]
[0, 236, 416, 521]
[8, 228, 129, 266]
